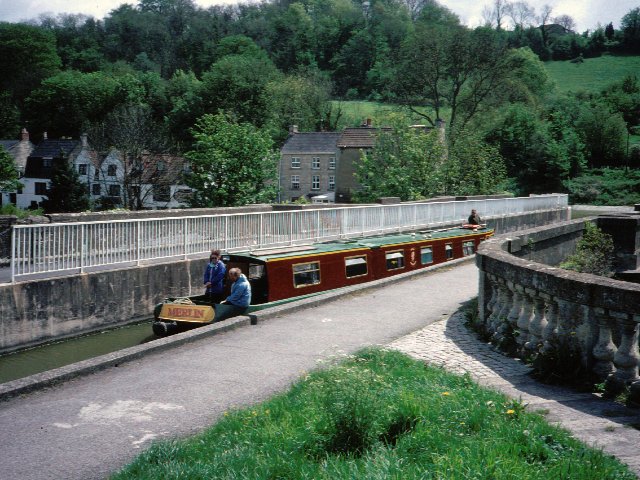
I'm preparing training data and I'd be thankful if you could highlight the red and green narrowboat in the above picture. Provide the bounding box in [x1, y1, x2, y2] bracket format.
[152, 225, 493, 335]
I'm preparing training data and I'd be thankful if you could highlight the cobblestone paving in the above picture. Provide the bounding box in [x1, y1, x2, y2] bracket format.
[389, 312, 640, 478]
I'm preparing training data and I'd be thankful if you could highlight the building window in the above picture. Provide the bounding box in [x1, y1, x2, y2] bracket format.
[153, 185, 171, 202]
[92, 184, 101, 195]
[329, 157, 336, 169]
[345, 256, 367, 278]
[328, 176, 335, 191]
[386, 251, 405, 270]
[312, 157, 320, 169]
[35, 182, 47, 195]
[311, 175, 320, 190]
[157, 161, 165, 171]
[463, 241, 475, 256]
[445, 243, 453, 260]
[43, 158, 52, 167]
[78, 164, 88, 175]
[291, 157, 300, 169]
[291, 175, 300, 190]
[421, 246, 433, 264]
[293, 261, 320, 287]
[107, 165, 117, 177]
[108, 184, 121, 197]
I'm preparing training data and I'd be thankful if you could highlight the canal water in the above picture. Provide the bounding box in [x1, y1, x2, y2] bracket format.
[0, 321, 157, 384]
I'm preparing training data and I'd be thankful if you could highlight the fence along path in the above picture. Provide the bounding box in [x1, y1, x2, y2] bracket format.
[10, 195, 567, 283]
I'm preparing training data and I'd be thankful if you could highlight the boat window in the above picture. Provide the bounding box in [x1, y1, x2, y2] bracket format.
[386, 251, 405, 270]
[463, 241, 475, 256]
[345, 255, 368, 278]
[248, 264, 265, 279]
[293, 261, 321, 287]
[445, 244, 453, 260]
[421, 246, 433, 264]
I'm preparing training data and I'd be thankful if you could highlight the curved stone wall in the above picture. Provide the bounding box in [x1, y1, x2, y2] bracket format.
[475, 218, 640, 401]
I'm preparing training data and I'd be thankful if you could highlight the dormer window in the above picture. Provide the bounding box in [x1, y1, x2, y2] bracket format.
[78, 164, 87, 175]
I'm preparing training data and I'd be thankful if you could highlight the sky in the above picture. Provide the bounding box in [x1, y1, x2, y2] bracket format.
[0, 0, 637, 32]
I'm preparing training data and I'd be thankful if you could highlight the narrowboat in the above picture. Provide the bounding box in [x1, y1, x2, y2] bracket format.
[152, 225, 493, 336]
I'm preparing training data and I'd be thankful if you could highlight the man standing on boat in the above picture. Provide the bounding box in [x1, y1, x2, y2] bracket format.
[468, 209, 482, 226]
[204, 249, 226, 304]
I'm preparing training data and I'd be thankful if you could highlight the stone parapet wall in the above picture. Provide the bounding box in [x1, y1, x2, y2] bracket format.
[476, 218, 640, 402]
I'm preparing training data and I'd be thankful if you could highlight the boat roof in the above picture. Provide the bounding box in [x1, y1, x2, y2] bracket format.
[228, 226, 492, 262]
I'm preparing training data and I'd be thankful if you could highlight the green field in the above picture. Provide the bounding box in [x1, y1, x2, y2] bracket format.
[332, 100, 451, 129]
[544, 55, 640, 94]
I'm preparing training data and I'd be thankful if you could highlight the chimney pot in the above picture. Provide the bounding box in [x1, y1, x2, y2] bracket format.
[20, 128, 29, 141]
[366, 118, 372, 127]
[289, 125, 298, 134]
[81, 133, 88, 147]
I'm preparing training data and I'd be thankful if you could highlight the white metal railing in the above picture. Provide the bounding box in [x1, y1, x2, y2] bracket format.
[9, 194, 567, 282]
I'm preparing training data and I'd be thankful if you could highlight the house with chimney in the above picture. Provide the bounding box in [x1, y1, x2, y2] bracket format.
[1, 130, 192, 211]
[18, 133, 88, 209]
[279, 126, 341, 203]
[0, 129, 35, 207]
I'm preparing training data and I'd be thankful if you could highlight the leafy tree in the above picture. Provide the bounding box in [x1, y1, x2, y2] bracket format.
[621, 7, 640, 53]
[604, 22, 615, 40]
[263, 70, 334, 143]
[560, 222, 614, 277]
[41, 153, 90, 213]
[0, 23, 61, 106]
[0, 91, 20, 139]
[354, 117, 447, 202]
[185, 113, 278, 207]
[25, 71, 142, 138]
[575, 103, 627, 168]
[395, 25, 511, 135]
[563, 168, 640, 205]
[445, 130, 507, 196]
[200, 45, 280, 126]
[0, 147, 20, 193]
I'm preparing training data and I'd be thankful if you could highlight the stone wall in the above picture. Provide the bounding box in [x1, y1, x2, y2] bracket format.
[0, 206, 568, 354]
[475, 216, 640, 403]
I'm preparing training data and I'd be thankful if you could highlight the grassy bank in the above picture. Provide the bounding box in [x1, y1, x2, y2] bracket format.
[112, 348, 633, 479]
[544, 55, 640, 94]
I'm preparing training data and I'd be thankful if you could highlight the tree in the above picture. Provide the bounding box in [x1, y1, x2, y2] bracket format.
[41, 153, 90, 213]
[553, 14, 576, 32]
[263, 70, 334, 143]
[621, 7, 640, 53]
[575, 103, 627, 168]
[0, 147, 20, 193]
[354, 119, 447, 202]
[482, 0, 510, 31]
[506, 1, 536, 30]
[0, 23, 61, 106]
[89, 104, 169, 210]
[604, 22, 615, 40]
[395, 25, 511, 135]
[445, 131, 507, 196]
[200, 45, 280, 126]
[185, 113, 278, 207]
[25, 71, 141, 138]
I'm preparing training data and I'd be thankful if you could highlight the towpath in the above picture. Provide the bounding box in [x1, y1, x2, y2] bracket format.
[1, 259, 639, 479]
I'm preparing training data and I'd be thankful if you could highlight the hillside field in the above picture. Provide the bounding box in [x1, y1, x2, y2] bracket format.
[544, 55, 640, 93]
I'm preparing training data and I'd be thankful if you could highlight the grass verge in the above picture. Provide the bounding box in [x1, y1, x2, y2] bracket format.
[112, 348, 634, 479]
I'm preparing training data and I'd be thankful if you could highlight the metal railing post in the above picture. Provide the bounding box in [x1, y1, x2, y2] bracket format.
[136, 221, 141, 266]
[10, 226, 16, 283]
[183, 218, 187, 260]
[80, 224, 86, 273]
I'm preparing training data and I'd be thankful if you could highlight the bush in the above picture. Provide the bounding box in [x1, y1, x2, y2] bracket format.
[560, 221, 615, 276]
[563, 167, 640, 205]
